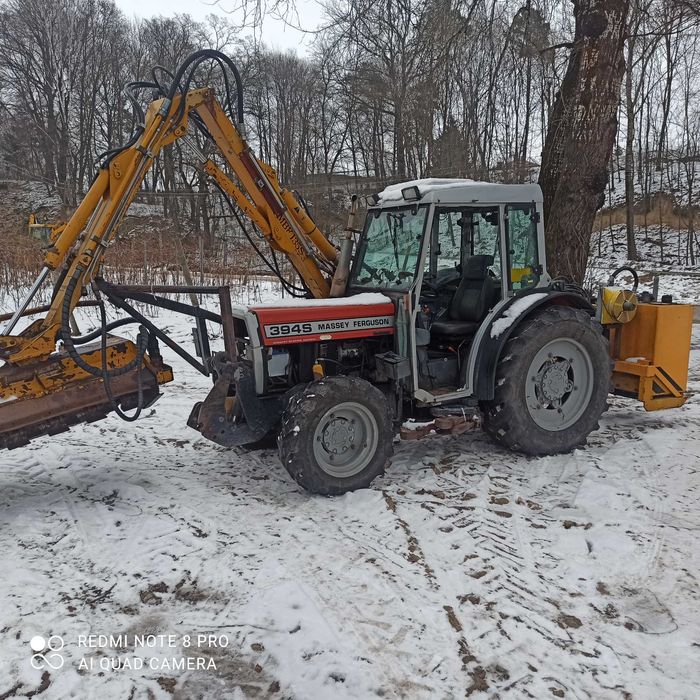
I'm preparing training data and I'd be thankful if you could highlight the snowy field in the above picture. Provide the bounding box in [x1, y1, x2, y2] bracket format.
[587, 225, 699, 304]
[1, 282, 699, 699]
[606, 160, 700, 210]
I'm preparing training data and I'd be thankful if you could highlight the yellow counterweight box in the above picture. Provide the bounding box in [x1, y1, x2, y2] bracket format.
[609, 302, 694, 411]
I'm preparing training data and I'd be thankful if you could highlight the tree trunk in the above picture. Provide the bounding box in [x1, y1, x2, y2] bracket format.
[655, 23, 677, 172]
[624, 32, 638, 260]
[395, 98, 407, 178]
[162, 145, 179, 223]
[198, 172, 212, 250]
[538, 0, 630, 282]
[521, 55, 533, 171]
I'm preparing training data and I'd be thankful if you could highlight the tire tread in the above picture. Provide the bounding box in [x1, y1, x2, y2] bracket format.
[481, 305, 611, 456]
[278, 375, 393, 495]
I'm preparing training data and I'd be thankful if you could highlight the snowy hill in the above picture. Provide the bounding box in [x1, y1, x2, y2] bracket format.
[587, 224, 700, 303]
[606, 158, 700, 210]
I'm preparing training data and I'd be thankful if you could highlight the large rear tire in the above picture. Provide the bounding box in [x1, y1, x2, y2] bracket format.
[278, 376, 393, 495]
[480, 305, 610, 455]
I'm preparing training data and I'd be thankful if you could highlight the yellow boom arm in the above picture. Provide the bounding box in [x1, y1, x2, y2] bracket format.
[0, 87, 337, 366]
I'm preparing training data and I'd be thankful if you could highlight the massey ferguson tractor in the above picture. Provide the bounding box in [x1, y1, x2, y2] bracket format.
[0, 51, 694, 494]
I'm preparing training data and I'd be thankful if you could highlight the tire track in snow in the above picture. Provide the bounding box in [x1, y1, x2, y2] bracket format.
[569, 413, 694, 641]
[384, 433, 630, 698]
[467, 461, 624, 698]
[276, 485, 466, 698]
[506, 411, 691, 689]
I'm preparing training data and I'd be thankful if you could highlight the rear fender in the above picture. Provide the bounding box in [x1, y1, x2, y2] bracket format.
[471, 291, 594, 401]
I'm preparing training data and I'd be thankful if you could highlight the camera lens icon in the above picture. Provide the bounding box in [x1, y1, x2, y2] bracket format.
[30, 635, 64, 670]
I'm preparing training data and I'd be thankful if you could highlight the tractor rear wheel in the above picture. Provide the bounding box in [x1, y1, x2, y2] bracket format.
[480, 306, 610, 455]
[278, 376, 393, 495]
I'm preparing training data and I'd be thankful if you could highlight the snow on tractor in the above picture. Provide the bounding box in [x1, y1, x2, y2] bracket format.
[0, 51, 693, 495]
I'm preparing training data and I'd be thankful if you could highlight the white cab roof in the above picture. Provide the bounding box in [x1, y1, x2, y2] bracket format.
[376, 178, 543, 206]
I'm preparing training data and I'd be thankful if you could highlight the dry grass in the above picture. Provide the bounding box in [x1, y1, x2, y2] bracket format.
[595, 193, 698, 231]
[2, 218, 267, 291]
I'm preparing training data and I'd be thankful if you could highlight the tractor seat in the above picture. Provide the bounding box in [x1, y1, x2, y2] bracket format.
[431, 255, 495, 338]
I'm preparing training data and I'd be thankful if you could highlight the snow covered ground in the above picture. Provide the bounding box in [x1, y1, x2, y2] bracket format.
[1, 286, 699, 698]
[606, 160, 700, 209]
[588, 224, 699, 303]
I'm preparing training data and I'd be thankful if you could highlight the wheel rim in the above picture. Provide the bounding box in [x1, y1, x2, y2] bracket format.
[312, 401, 379, 478]
[525, 338, 594, 432]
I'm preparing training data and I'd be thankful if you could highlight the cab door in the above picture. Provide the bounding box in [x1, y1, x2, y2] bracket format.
[505, 204, 542, 292]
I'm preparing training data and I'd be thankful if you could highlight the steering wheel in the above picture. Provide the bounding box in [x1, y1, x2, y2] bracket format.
[422, 275, 459, 296]
[421, 279, 440, 296]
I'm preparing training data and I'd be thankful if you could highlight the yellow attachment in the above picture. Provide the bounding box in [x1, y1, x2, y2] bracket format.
[600, 286, 638, 324]
[27, 214, 65, 243]
[0, 87, 335, 368]
[312, 363, 325, 380]
[0, 337, 166, 401]
[0, 62, 337, 448]
[0, 335, 173, 448]
[609, 303, 693, 411]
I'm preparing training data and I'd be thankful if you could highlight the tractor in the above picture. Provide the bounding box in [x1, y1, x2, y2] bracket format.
[0, 51, 693, 495]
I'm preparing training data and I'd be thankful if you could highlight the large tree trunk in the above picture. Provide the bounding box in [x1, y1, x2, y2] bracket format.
[624, 32, 639, 261]
[539, 0, 630, 282]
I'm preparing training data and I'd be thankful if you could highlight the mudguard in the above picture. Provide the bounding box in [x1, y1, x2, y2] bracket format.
[472, 290, 594, 401]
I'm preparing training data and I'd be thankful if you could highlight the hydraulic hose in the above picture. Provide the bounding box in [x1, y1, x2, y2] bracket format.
[59, 272, 148, 378]
[99, 301, 145, 422]
[97, 80, 160, 166]
[57, 273, 149, 420]
[608, 266, 639, 293]
[70, 317, 140, 345]
[151, 65, 175, 94]
[167, 49, 244, 124]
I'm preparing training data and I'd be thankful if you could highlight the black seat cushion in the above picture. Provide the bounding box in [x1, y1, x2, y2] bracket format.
[430, 319, 480, 337]
[431, 255, 495, 338]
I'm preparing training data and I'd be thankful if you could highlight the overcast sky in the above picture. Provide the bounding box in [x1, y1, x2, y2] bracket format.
[114, 0, 325, 54]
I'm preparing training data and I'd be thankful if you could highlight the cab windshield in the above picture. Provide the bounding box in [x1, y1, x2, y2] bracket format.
[350, 206, 428, 291]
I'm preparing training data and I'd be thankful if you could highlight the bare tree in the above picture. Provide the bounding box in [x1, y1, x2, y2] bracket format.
[2, 0, 699, 280]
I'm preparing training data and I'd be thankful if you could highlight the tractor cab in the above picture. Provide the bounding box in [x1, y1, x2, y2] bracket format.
[349, 179, 551, 400]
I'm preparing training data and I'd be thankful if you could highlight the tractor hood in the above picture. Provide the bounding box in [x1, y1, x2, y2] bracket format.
[248, 293, 395, 346]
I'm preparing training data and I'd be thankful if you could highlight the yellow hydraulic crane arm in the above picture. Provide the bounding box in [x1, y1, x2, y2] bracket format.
[191, 90, 337, 289]
[0, 87, 337, 366]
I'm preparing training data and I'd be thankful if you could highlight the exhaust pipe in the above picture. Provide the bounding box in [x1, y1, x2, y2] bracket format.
[330, 195, 359, 297]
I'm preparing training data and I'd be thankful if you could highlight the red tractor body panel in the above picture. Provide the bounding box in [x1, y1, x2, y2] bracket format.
[251, 301, 395, 346]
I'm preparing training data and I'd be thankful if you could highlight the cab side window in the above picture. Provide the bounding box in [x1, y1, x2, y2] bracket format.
[427, 209, 468, 280]
[507, 205, 540, 291]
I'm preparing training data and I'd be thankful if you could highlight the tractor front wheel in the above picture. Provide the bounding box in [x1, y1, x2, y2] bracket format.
[481, 306, 611, 455]
[278, 376, 394, 495]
